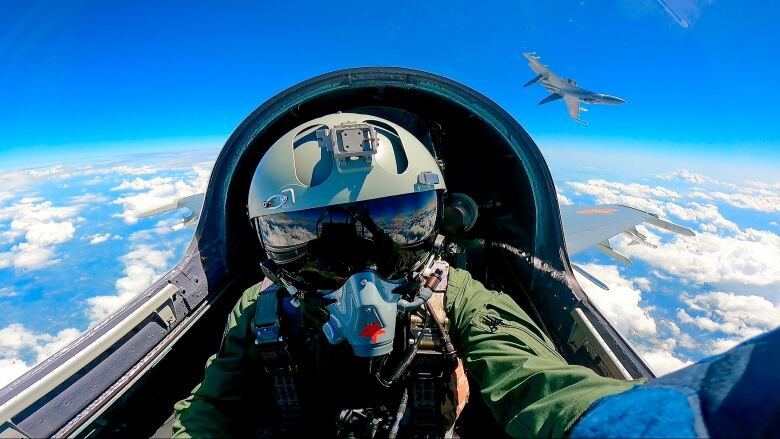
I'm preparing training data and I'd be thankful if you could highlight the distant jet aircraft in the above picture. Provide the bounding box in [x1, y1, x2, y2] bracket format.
[522, 52, 626, 124]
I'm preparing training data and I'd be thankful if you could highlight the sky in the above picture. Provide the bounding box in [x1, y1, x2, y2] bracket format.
[1, 0, 779, 169]
[0, 1, 779, 386]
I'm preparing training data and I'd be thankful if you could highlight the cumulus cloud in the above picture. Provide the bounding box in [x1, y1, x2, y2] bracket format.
[0, 288, 18, 298]
[9, 244, 57, 270]
[556, 187, 573, 205]
[0, 358, 30, 388]
[677, 291, 780, 352]
[26, 164, 159, 181]
[86, 244, 174, 322]
[0, 170, 38, 196]
[634, 345, 693, 376]
[88, 233, 112, 244]
[615, 227, 780, 297]
[0, 198, 81, 270]
[574, 264, 657, 338]
[656, 169, 780, 214]
[110, 176, 173, 192]
[111, 166, 211, 224]
[568, 179, 682, 200]
[663, 202, 738, 233]
[657, 169, 709, 185]
[708, 190, 780, 213]
[0, 199, 80, 242]
[69, 193, 109, 204]
[25, 221, 75, 246]
[0, 244, 57, 270]
[0, 323, 82, 387]
[574, 263, 691, 376]
[566, 179, 680, 217]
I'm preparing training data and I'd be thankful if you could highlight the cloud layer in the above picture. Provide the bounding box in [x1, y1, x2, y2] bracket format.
[0, 156, 214, 387]
[569, 169, 780, 375]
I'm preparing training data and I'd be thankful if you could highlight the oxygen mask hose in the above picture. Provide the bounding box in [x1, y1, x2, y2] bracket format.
[376, 315, 427, 387]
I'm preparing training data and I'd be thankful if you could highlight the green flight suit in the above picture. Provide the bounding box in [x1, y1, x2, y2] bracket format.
[173, 268, 636, 438]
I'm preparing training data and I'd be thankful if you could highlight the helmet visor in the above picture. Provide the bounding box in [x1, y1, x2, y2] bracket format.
[254, 190, 439, 255]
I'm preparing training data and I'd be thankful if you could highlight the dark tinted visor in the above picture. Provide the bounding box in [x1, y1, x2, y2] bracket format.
[254, 191, 439, 252]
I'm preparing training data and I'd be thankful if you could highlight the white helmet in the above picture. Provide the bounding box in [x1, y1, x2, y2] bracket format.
[248, 112, 446, 281]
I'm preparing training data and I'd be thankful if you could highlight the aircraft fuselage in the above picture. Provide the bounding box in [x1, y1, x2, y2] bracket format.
[539, 76, 626, 105]
[522, 52, 626, 122]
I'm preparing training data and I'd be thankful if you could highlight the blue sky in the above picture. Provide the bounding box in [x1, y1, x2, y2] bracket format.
[2, 0, 779, 169]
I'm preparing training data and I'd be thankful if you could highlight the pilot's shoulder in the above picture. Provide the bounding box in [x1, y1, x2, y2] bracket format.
[234, 278, 277, 313]
[446, 266, 474, 292]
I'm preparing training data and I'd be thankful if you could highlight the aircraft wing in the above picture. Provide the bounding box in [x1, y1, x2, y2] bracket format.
[563, 95, 585, 123]
[560, 204, 695, 289]
[522, 51, 552, 77]
[138, 192, 205, 231]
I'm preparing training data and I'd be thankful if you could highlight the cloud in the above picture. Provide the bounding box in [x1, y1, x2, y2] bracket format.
[88, 233, 112, 244]
[663, 202, 738, 233]
[0, 288, 18, 298]
[657, 169, 709, 185]
[0, 199, 80, 241]
[655, 169, 780, 214]
[708, 190, 780, 214]
[635, 345, 693, 376]
[25, 221, 75, 246]
[110, 176, 173, 192]
[556, 187, 573, 205]
[86, 244, 174, 322]
[25, 164, 159, 181]
[710, 338, 741, 354]
[566, 179, 678, 217]
[69, 193, 109, 204]
[0, 323, 82, 387]
[568, 179, 682, 200]
[0, 358, 31, 388]
[616, 227, 780, 297]
[10, 244, 57, 270]
[679, 291, 780, 339]
[0, 170, 38, 195]
[573, 263, 691, 376]
[574, 264, 657, 338]
[0, 244, 57, 270]
[0, 198, 81, 270]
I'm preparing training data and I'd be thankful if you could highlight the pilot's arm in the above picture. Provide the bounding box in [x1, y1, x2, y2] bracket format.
[444, 267, 637, 438]
[172, 283, 268, 438]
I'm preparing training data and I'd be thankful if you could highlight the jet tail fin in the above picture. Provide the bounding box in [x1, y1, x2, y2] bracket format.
[538, 93, 563, 105]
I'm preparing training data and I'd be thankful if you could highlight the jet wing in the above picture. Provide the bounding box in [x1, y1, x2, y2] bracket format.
[560, 204, 695, 289]
[138, 193, 205, 231]
[522, 51, 552, 77]
[563, 95, 585, 123]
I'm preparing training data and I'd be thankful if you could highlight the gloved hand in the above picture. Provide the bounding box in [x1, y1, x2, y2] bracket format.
[570, 328, 780, 438]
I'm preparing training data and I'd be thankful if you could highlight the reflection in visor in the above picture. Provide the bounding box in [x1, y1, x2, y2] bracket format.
[255, 191, 439, 251]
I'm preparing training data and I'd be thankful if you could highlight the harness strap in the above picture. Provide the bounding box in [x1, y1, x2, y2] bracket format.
[253, 282, 303, 434]
[408, 261, 469, 438]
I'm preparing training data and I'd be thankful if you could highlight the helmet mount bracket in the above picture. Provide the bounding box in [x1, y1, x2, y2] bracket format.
[316, 122, 379, 171]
